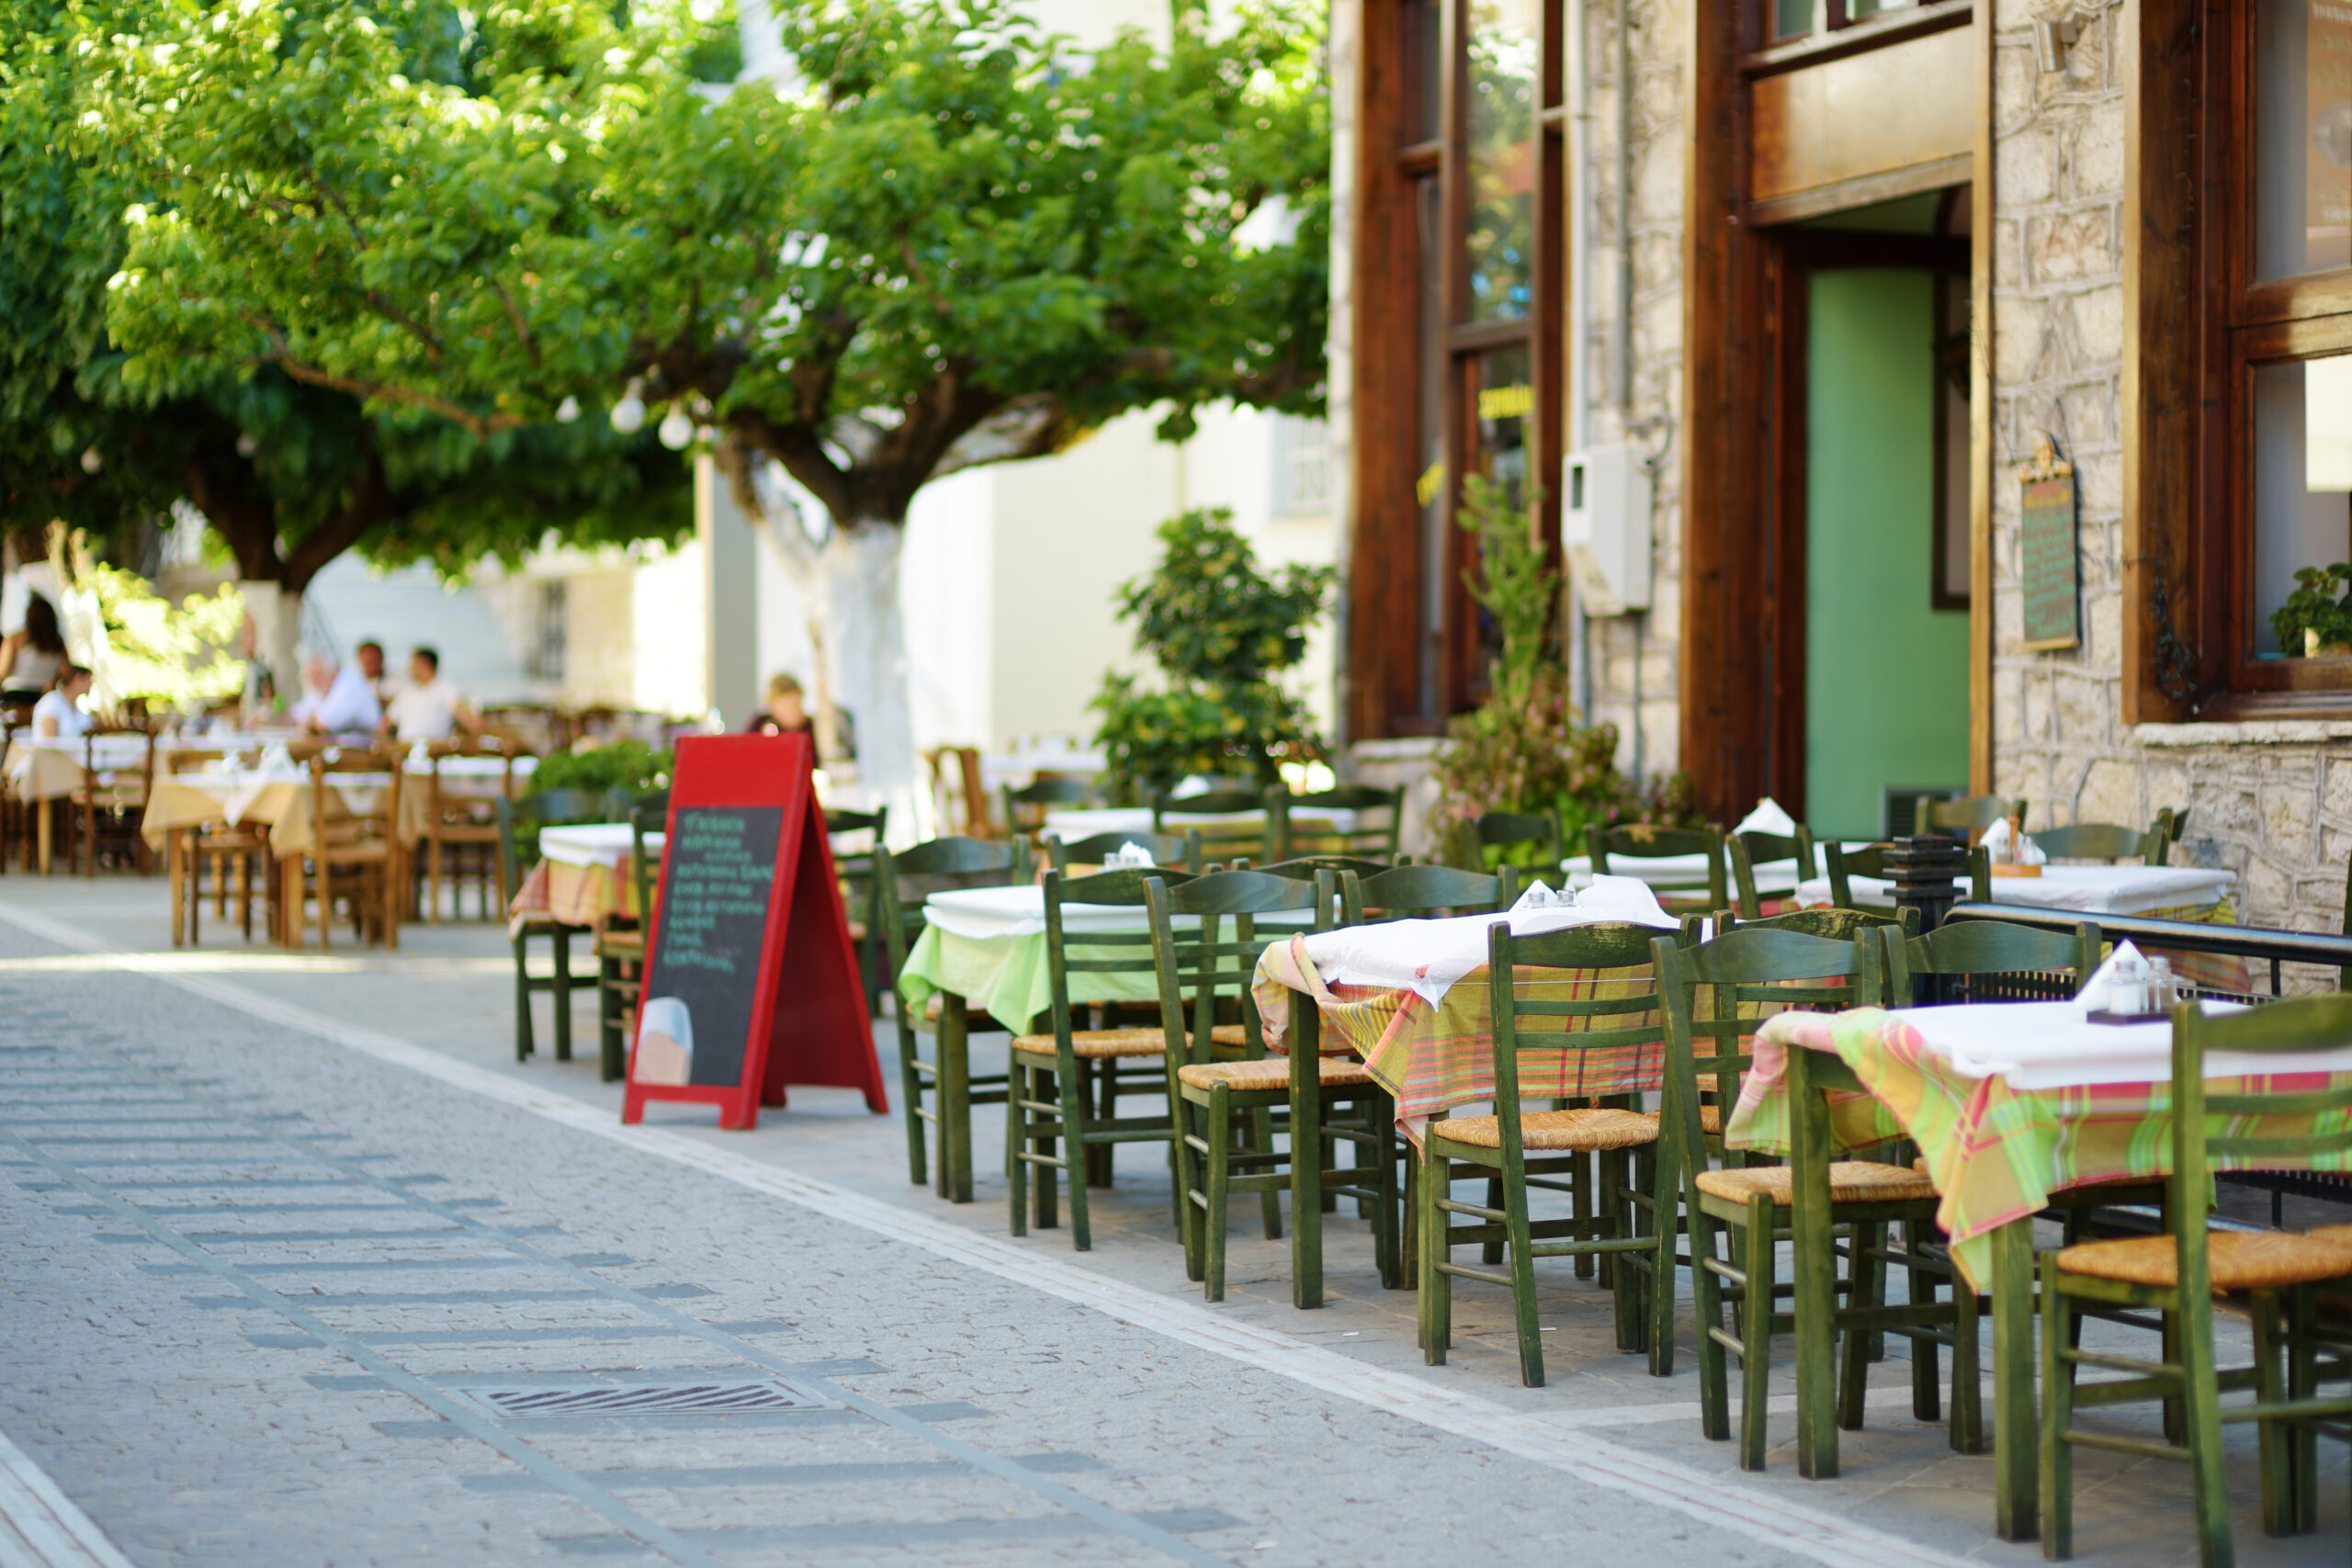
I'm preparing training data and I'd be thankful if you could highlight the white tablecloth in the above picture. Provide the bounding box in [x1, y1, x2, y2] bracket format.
[166, 768, 391, 826]
[539, 823, 665, 869]
[1289, 876, 1677, 1008]
[1042, 806, 1359, 841]
[922, 883, 1320, 942]
[1884, 998, 2318, 1089]
[980, 747, 1107, 793]
[1793, 863, 2236, 916]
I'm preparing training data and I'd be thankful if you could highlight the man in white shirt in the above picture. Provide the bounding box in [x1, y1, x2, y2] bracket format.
[379, 646, 476, 743]
[31, 666, 92, 740]
[291, 654, 382, 739]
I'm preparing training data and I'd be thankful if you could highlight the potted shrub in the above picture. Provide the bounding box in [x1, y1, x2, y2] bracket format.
[2271, 563, 2352, 657]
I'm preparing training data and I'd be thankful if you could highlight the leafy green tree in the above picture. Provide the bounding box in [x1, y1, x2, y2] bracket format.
[0, 0, 690, 681]
[92, 0, 1328, 816]
[1091, 507, 1330, 801]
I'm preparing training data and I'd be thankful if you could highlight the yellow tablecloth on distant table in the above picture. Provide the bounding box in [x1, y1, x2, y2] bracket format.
[140, 773, 424, 860]
[506, 859, 645, 930]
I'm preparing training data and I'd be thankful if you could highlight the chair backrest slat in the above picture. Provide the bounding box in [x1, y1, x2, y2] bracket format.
[1478, 920, 1671, 1159]
[1588, 823, 1726, 910]
[1340, 863, 1516, 923]
[1727, 825, 1818, 920]
[1272, 784, 1405, 863]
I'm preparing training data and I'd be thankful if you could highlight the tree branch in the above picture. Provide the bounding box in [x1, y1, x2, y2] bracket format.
[280, 447, 393, 595]
[255, 334, 525, 440]
[487, 277, 541, 367]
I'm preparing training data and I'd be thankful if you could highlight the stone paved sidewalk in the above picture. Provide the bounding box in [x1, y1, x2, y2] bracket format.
[0, 876, 2336, 1566]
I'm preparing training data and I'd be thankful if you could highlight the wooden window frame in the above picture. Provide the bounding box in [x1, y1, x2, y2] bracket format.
[2131, 0, 2352, 721]
[1347, 0, 1565, 740]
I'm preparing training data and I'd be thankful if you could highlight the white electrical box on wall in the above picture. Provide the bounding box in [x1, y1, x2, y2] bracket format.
[1563, 446, 1653, 616]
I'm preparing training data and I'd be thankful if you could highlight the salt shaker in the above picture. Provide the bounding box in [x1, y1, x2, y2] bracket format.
[2149, 956, 2177, 1012]
[2112, 953, 2150, 1015]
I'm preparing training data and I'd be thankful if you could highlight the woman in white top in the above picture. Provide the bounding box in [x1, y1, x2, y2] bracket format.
[0, 595, 68, 694]
[32, 665, 93, 740]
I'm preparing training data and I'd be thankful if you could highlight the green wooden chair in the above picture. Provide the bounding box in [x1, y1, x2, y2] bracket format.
[1007, 866, 1199, 1249]
[1822, 841, 1892, 909]
[1338, 863, 1516, 924]
[2032, 820, 2165, 865]
[1727, 826, 1819, 920]
[1913, 793, 2026, 841]
[1046, 829, 1201, 874]
[1656, 925, 1979, 1474]
[2157, 805, 2191, 845]
[1254, 853, 1395, 887]
[1002, 777, 1094, 840]
[1271, 784, 1406, 863]
[822, 805, 889, 1013]
[1420, 919, 1671, 1386]
[1588, 823, 1727, 912]
[1151, 869, 1395, 1303]
[875, 834, 1031, 1201]
[496, 789, 613, 1066]
[1152, 787, 1272, 867]
[2040, 994, 2352, 1565]
[1455, 809, 1561, 873]
[594, 795, 670, 1083]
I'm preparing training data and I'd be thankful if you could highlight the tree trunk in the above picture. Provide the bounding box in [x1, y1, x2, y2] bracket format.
[238, 580, 302, 702]
[812, 520, 918, 841]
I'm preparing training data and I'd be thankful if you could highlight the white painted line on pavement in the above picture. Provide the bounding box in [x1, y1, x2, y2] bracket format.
[0, 906, 1975, 1568]
[0, 1425, 137, 1568]
[0, 953, 508, 976]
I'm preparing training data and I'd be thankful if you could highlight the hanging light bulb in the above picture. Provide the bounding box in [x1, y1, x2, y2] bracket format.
[658, 405, 695, 449]
[609, 392, 646, 434]
[555, 396, 581, 423]
[235, 432, 257, 457]
[78, 446, 101, 474]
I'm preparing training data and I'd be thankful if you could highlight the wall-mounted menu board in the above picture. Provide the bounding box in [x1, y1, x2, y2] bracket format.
[2019, 467, 2080, 651]
[622, 734, 886, 1131]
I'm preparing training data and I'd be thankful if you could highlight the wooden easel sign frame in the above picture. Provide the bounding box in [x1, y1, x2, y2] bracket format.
[621, 733, 886, 1130]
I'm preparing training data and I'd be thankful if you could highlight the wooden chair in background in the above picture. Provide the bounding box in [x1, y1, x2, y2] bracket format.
[594, 795, 668, 1083]
[291, 748, 402, 950]
[420, 735, 523, 920]
[1912, 794, 2027, 845]
[498, 789, 611, 1064]
[1588, 822, 1725, 912]
[1151, 787, 1271, 867]
[1271, 783, 1406, 863]
[165, 750, 266, 946]
[926, 745, 992, 837]
[1454, 809, 1561, 873]
[72, 726, 156, 876]
[1002, 777, 1092, 840]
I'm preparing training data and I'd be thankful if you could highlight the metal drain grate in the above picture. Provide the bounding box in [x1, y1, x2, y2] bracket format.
[451, 1382, 828, 1420]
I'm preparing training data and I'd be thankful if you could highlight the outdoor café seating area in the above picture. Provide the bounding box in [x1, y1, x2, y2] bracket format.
[797, 783, 2350, 1568]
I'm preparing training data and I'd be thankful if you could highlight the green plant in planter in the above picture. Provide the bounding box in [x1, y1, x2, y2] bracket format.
[1433, 474, 1702, 859]
[533, 739, 673, 800]
[1091, 508, 1334, 802]
[2272, 563, 2352, 655]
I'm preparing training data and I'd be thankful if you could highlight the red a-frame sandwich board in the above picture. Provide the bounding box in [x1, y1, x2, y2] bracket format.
[620, 733, 887, 1130]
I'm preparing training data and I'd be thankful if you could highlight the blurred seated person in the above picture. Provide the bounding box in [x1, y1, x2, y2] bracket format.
[32, 665, 93, 740]
[379, 646, 476, 744]
[354, 638, 390, 702]
[745, 672, 816, 750]
[0, 593, 68, 702]
[291, 653, 382, 739]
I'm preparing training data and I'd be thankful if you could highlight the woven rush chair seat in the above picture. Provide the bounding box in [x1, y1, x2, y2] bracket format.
[1434, 1107, 1658, 1152]
[2054, 1230, 2352, 1292]
[1694, 1159, 1935, 1206]
[1177, 1056, 1373, 1091]
[1011, 1027, 1167, 1059]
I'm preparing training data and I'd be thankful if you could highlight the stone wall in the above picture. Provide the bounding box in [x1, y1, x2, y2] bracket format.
[1985, 1, 2352, 942]
[1576, 0, 1688, 783]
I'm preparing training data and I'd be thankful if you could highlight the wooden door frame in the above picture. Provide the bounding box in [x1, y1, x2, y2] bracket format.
[1680, 0, 1992, 822]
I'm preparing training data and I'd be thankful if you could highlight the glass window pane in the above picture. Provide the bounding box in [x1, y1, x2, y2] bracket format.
[1775, 0, 1813, 39]
[2256, 0, 2352, 280]
[1847, 0, 1915, 20]
[2253, 354, 2352, 652]
[1417, 178, 1447, 716]
[1410, 0, 1442, 144]
[1467, 344, 1532, 693]
[1465, 0, 1537, 321]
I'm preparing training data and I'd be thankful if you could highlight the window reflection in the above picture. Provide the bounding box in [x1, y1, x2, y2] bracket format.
[2257, 0, 2352, 280]
[1466, 0, 1536, 321]
[2253, 354, 2352, 649]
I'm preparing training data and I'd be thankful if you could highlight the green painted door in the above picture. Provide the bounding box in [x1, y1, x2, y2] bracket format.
[1804, 268, 1970, 839]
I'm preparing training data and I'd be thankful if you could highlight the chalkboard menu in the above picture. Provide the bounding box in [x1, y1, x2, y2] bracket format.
[622, 733, 886, 1132]
[2020, 470, 2080, 650]
[635, 807, 783, 1089]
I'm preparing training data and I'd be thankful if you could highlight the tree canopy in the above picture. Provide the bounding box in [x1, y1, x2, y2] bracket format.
[95, 0, 1329, 530]
[0, 0, 690, 622]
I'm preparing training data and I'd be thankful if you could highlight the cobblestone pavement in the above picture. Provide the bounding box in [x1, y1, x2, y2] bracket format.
[0, 880, 2339, 1567]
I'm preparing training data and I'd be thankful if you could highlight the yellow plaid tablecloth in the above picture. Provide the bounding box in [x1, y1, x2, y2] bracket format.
[1250, 934, 1661, 1145]
[1725, 1006, 2352, 1288]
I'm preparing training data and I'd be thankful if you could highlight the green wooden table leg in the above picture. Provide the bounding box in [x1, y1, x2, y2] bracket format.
[1991, 1216, 2038, 1540]
[1786, 1045, 1840, 1480]
[1290, 987, 1324, 1310]
[938, 992, 973, 1203]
